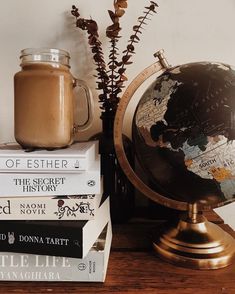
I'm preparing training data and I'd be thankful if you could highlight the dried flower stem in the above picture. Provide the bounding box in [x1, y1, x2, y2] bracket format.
[71, 1, 158, 116]
[71, 5, 110, 112]
[115, 2, 158, 93]
[106, 0, 128, 113]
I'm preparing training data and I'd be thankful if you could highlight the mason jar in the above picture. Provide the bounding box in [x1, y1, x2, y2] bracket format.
[14, 48, 93, 149]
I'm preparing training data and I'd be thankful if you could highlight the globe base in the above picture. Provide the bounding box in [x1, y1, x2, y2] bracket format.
[153, 207, 235, 270]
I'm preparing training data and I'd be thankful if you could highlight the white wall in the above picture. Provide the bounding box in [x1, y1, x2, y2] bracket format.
[0, 0, 235, 228]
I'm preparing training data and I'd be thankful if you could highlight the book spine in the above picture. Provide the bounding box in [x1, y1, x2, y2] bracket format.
[0, 156, 92, 173]
[0, 142, 97, 173]
[0, 171, 100, 196]
[0, 220, 112, 282]
[0, 221, 83, 258]
[0, 194, 101, 220]
[0, 251, 105, 282]
[0, 197, 109, 258]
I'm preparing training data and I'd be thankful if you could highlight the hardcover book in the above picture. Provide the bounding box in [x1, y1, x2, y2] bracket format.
[0, 192, 102, 220]
[0, 141, 98, 173]
[0, 160, 100, 197]
[0, 221, 112, 282]
[0, 195, 110, 258]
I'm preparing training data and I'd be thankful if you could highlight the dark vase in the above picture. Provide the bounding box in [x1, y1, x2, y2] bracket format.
[90, 112, 135, 223]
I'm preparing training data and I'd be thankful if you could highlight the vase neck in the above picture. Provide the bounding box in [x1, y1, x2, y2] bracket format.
[101, 113, 115, 136]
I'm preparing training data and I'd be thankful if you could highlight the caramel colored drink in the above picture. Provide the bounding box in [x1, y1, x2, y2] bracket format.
[14, 48, 93, 149]
[15, 63, 74, 148]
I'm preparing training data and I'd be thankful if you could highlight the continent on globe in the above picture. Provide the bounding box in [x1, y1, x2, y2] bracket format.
[133, 62, 235, 207]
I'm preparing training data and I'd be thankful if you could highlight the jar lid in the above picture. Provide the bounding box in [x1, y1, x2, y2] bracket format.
[20, 48, 70, 67]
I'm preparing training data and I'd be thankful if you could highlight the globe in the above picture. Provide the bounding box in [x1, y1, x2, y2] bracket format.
[114, 52, 235, 269]
[133, 61, 235, 208]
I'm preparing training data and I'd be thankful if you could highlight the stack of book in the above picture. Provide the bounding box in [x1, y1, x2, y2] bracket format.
[0, 141, 111, 282]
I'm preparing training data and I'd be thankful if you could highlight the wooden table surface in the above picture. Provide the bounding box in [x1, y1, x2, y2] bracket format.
[0, 212, 234, 294]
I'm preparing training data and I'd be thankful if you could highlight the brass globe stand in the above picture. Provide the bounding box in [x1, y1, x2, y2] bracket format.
[114, 50, 235, 269]
[153, 203, 235, 269]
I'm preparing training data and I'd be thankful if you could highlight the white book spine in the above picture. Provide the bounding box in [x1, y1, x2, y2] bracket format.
[0, 252, 104, 281]
[0, 193, 102, 220]
[0, 222, 112, 282]
[0, 141, 98, 173]
[0, 162, 100, 197]
[0, 156, 92, 173]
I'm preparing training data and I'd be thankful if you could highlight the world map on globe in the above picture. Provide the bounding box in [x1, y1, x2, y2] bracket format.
[133, 62, 235, 207]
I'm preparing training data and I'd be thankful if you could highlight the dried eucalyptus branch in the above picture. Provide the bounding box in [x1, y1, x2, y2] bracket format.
[71, 5, 110, 112]
[114, 1, 159, 107]
[71, 1, 159, 115]
[106, 0, 128, 112]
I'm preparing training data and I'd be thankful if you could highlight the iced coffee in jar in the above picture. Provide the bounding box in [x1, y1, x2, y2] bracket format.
[14, 48, 93, 149]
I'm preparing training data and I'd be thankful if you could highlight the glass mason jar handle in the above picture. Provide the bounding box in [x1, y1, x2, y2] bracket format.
[73, 78, 94, 133]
